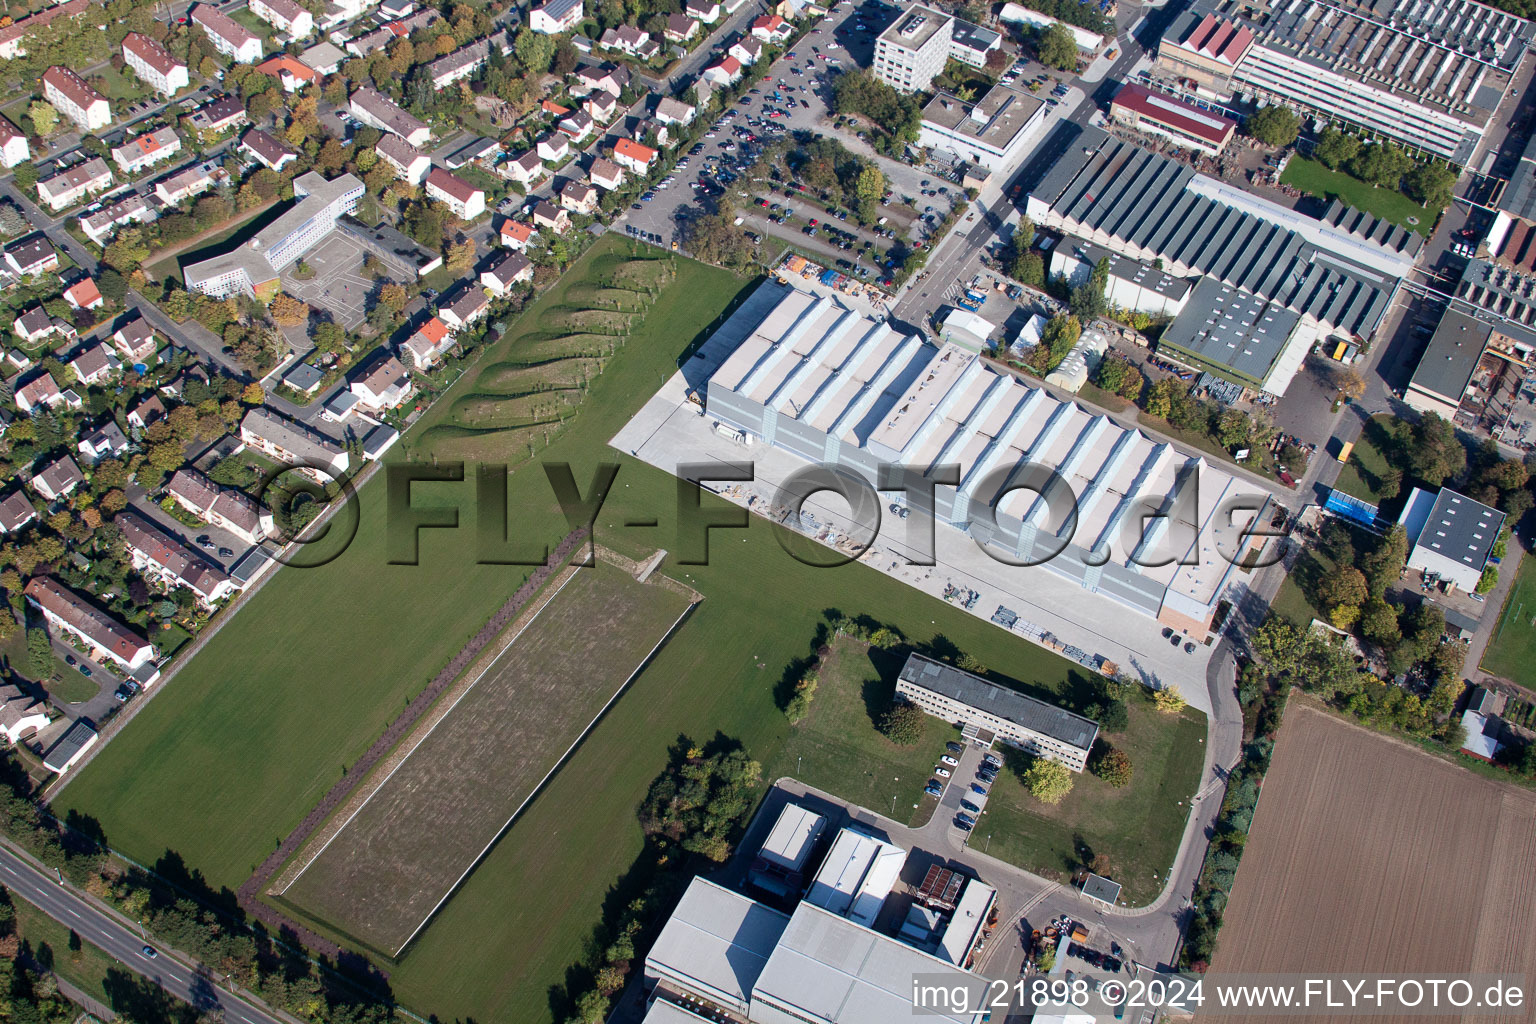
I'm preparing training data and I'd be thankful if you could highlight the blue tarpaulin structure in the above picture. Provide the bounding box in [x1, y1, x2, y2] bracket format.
[820, 269, 840, 286]
[1324, 488, 1379, 528]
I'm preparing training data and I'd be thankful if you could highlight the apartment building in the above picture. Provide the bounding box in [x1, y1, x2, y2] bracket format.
[349, 86, 431, 146]
[0, 0, 91, 60]
[530, 0, 583, 34]
[36, 158, 113, 212]
[79, 194, 156, 246]
[24, 577, 157, 673]
[42, 67, 111, 131]
[239, 408, 349, 480]
[111, 126, 182, 175]
[896, 654, 1098, 770]
[377, 133, 431, 183]
[424, 168, 485, 219]
[117, 511, 237, 609]
[0, 117, 27, 168]
[249, 0, 314, 38]
[873, 3, 952, 93]
[191, 3, 264, 63]
[167, 468, 271, 546]
[122, 32, 189, 95]
[153, 160, 222, 205]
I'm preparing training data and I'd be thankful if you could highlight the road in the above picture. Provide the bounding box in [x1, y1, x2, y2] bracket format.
[0, 841, 287, 1024]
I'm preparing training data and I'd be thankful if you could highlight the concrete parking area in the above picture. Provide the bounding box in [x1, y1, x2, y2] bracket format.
[279, 232, 377, 330]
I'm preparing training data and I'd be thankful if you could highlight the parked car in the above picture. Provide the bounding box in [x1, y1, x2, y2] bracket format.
[940, 754, 959, 766]
[961, 799, 981, 813]
[924, 781, 943, 796]
[934, 766, 951, 778]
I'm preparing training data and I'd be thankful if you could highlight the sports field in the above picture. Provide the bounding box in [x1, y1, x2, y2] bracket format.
[277, 564, 692, 955]
[1481, 553, 1536, 686]
[1213, 703, 1536, 1007]
[55, 238, 1188, 1024]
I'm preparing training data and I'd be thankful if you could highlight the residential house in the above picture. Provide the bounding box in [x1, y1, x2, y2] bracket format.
[349, 86, 431, 146]
[685, 0, 721, 23]
[0, 492, 36, 534]
[542, 99, 572, 117]
[664, 13, 699, 42]
[128, 394, 166, 432]
[613, 137, 658, 174]
[0, 117, 28, 169]
[0, 685, 48, 747]
[42, 67, 110, 131]
[530, 0, 583, 34]
[584, 89, 619, 124]
[532, 200, 570, 233]
[0, 0, 93, 61]
[80, 194, 157, 246]
[249, 0, 315, 38]
[282, 362, 324, 396]
[117, 510, 237, 608]
[589, 157, 625, 191]
[601, 24, 654, 57]
[439, 286, 490, 330]
[111, 127, 182, 176]
[4, 237, 58, 277]
[184, 94, 248, 135]
[701, 54, 742, 85]
[378, 0, 413, 17]
[502, 150, 546, 188]
[777, 0, 823, 19]
[239, 128, 299, 172]
[190, 4, 264, 63]
[728, 36, 762, 65]
[36, 158, 113, 212]
[321, 389, 358, 423]
[255, 54, 320, 92]
[349, 351, 415, 412]
[559, 109, 595, 142]
[298, 40, 345, 74]
[12, 308, 72, 345]
[424, 168, 486, 219]
[153, 161, 223, 205]
[654, 96, 696, 126]
[122, 32, 189, 95]
[401, 316, 453, 370]
[345, 27, 394, 57]
[536, 133, 570, 163]
[24, 577, 158, 673]
[240, 408, 349, 480]
[559, 179, 598, 215]
[376, 133, 432, 184]
[427, 30, 513, 89]
[77, 418, 129, 463]
[167, 468, 270, 545]
[30, 456, 84, 502]
[500, 219, 536, 249]
[481, 251, 533, 296]
[635, 116, 671, 147]
[572, 62, 629, 97]
[69, 344, 120, 386]
[113, 317, 160, 362]
[62, 279, 103, 311]
[14, 374, 65, 415]
[751, 14, 792, 41]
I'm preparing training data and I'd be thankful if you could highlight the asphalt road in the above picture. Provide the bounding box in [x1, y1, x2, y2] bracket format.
[0, 842, 285, 1024]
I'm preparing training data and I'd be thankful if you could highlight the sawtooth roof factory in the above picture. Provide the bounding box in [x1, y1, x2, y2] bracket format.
[1025, 126, 1409, 344]
[704, 287, 1276, 637]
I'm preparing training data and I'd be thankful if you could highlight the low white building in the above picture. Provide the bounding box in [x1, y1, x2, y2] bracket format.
[1398, 487, 1506, 593]
[530, 0, 582, 33]
[37, 157, 113, 211]
[918, 84, 1046, 172]
[481, 251, 533, 296]
[349, 351, 416, 412]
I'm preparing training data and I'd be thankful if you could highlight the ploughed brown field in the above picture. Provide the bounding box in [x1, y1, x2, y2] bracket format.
[1212, 703, 1536, 1023]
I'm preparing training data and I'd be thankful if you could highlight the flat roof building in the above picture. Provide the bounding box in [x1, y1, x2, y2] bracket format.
[897, 654, 1098, 770]
[937, 878, 996, 967]
[805, 828, 905, 928]
[873, 3, 953, 92]
[645, 877, 789, 1018]
[1397, 486, 1506, 593]
[919, 84, 1046, 171]
[1402, 302, 1536, 420]
[752, 802, 826, 887]
[704, 286, 1277, 635]
[1157, 277, 1314, 395]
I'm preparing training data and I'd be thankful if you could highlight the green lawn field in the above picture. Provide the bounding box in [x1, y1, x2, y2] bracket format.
[56, 237, 1206, 1024]
[1482, 554, 1536, 686]
[1331, 414, 1398, 505]
[1280, 157, 1437, 236]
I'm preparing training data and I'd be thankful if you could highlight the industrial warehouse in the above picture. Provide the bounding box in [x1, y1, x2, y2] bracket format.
[702, 286, 1276, 637]
[1025, 126, 1410, 341]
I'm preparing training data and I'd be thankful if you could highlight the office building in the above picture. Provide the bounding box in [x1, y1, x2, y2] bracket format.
[191, 3, 264, 62]
[42, 66, 110, 130]
[122, 32, 190, 95]
[185, 172, 363, 299]
[918, 84, 1046, 171]
[948, 18, 1000, 66]
[1397, 486, 1506, 592]
[704, 286, 1277, 636]
[805, 828, 905, 928]
[873, 3, 953, 92]
[1155, 0, 1533, 162]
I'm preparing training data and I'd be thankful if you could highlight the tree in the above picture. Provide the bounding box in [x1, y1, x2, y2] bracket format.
[26, 629, 52, 680]
[269, 293, 309, 327]
[446, 238, 477, 273]
[27, 101, 58, 137]
[242, 382, 265, 405]
[1022, 757, 1074, 804]
[1336, 368, 1366, 400]
[1245, 105, 1299, 147]
[11, 162, 37, 192]
[1358, 524, 1408, 598]
[1313, 127, 1361, 170]
[784, 676, 817, 723]
[1092, 746, 1133, 787]
[1407, 412, 1465, 486]
[1358, 596, 1401, 647]
[1403, 160, 1459, 211]
[1036, 22, 1078, 71]
[378, 283, 407, 314]
[1351, 141, 1412, 189]
[1012, 250, 1044, 288]
[878, 701, 924, 745]
[1151, 686, 1187, 714]
[1216, 409, 1252, 450]
[515, 28, 555, 73]
[1318, 565, 1368, 610]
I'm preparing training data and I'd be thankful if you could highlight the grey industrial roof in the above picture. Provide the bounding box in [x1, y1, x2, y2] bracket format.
[921, 85, 1043, 151]
[1408, 487, 1505, 571]
[1320, 200, 1424, 260]
[1455, 257, 1536, 330]
[877, 3, 950, 51]
[950, 18, 999, 52]
[1159, 277, 1301, 386]
[1028, 127, 1395, 337]
[645, 878, 789, 1010]
[1410, 305, 1491, 403]
[1502, 134, 1536, 221]
[899, 654, 1098, 752]
[43, 719, 96, 771]
[1062, 240, 1192, 302]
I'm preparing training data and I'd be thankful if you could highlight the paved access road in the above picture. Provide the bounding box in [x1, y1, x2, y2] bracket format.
[0, 842, 286, 1024]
